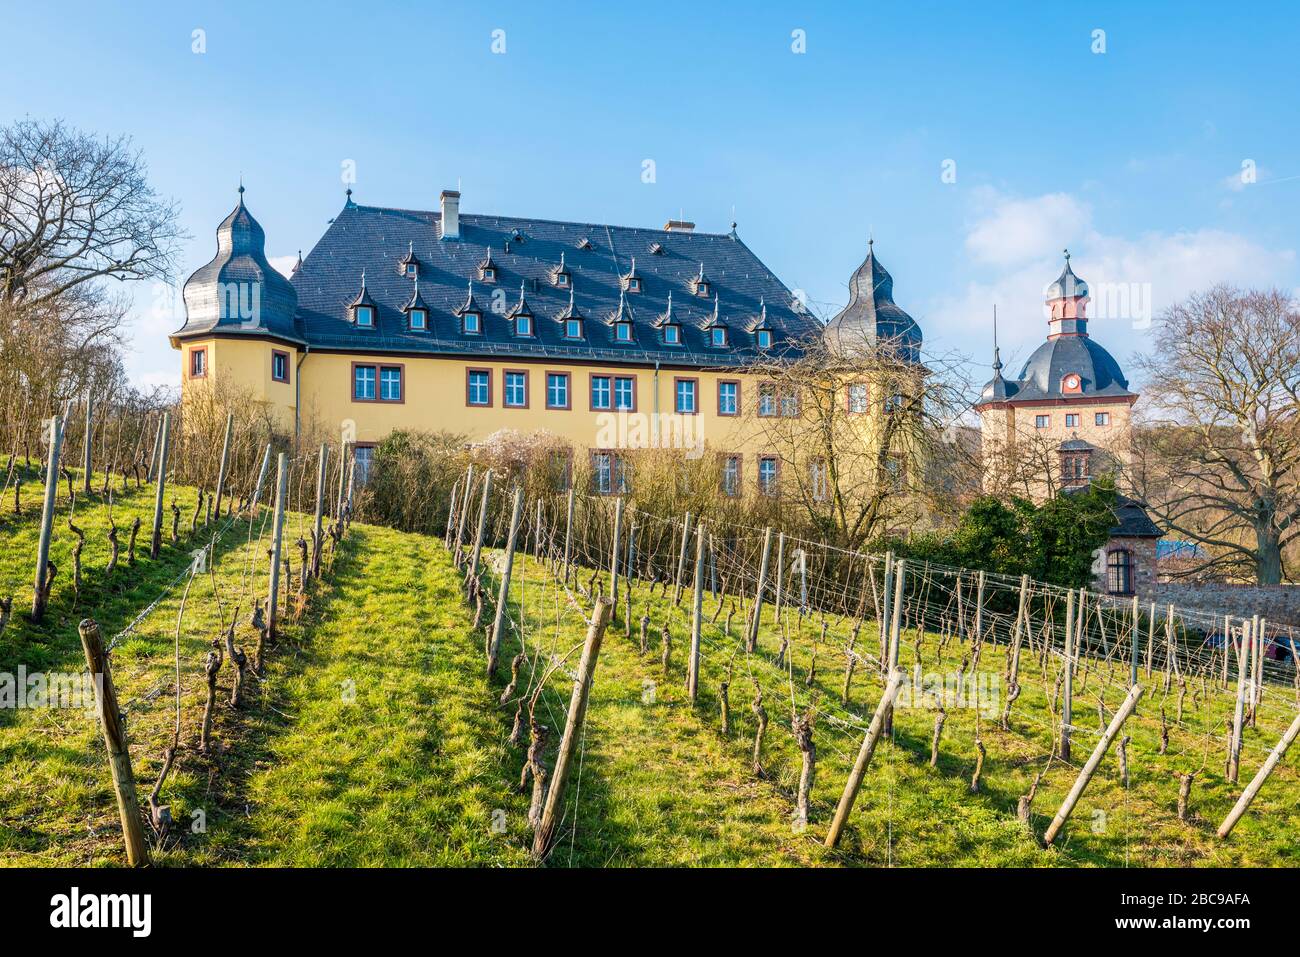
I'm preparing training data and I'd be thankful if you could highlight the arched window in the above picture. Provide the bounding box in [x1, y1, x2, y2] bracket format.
[1107, 549, 1133, 595]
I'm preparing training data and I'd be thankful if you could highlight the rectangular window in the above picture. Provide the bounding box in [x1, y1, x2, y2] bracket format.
[379, 366, 403, 402]
[1064, 413, 1080, 428]
[718, 380, 739, 416]
[271, 350, 289, 384]
[590, 375, 611, 410]
[564, 319, 582, 340]
[354, 445, 375, 485]
[353, 365, 376, 400]
[710, 327, 728, 347]
[466, 368, 492, 406]
[515, 315, 533, 337]
[546, 372, 570, 410]
[758, 383, 776, 417]
[664, 325, 681, 345]
[355, 305, 374, 328]
[549, 450, 573, 491]
[615, 322, 633, 342]
[759, 382, 798, 417]
[1035, 415, 1050, 429]
[189, 347, 207, 379]
[409, 309, 427, 330]
[591, 451, 628, 495]
[758, 456, 779, 495]
[756, 330, 773, 349]
[780, 389, 800, 418]
[722, 454, 741, 497]
[613, 376, 635, 411]
[463, 312, 481, 334]
[847, 382, 868, 414]
[674, 377, 698, 414]
[1095, 412, 1110, 426]
[809, 458, 829, 502]
[504, 370, 528, 408]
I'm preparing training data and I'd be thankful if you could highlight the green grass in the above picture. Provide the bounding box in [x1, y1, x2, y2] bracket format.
[4, 477, 1297, 868]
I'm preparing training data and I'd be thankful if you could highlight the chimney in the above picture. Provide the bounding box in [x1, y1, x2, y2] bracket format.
[440, 189, 461, 240]
[664, 219, 695, 233]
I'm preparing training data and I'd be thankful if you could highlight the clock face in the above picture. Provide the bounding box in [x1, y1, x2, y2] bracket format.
[1064, 374, 1081, 391]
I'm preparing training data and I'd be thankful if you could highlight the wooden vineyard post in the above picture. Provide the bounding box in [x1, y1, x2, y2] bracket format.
[533, 598, 612, 859]
[79, 618, 150, 866]
[443, 478, 460, 550]
[31, 414, 64, 620]
[310, 443, 329, 578]
[883, 561, 906, 734]
[1218, 708, 1300, 838]
[467, 469, 493, 584]
[688, 520, 705, 703]
[772, 531, 786, 624]
[248, 442, 272, 514]
[557, 484, 574, 583]
[1043, 683, 1144, 846]
[146, 414, 163, 483]
[1229, 617, 1251, 784]
[1253, 615, 1265, 723]
[453, 465, 475, 565]
[824, 668, 907, 848]
[336, 441, 352, 526]
[1060, 588, 1075, 763]
[1145, 600, 1156, 678]
[673, 511, 693, 605]
[488, 486, 525, 678]
[1130, 595, 1141, 688]
[82, 383, 94, 494]
[149, 412, 171, 559]
[973, 570, 986, 644]
[534, 499, 544, 560]
[267, 453, 288, 640]
[1009, 574, 1029, 685]
[878, 553, 894, 668]
[211, 412, 234, 519]
[609, 496, 624, 614]
[745, 526, 774, 653]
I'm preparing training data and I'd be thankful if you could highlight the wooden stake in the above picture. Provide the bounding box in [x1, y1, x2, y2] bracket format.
[335, 440, 351, 525]
[211, 412, 234, 519]
[745, 527, 774, 652]
[1218, 707, 1300, 838]
[610, 496, 624, 614]
[533, 598, 612, 859]
[443, 478, 460, 549]
[1061, 588, 1075, 763]
[267, 453, 288, 639]
[773, 531, 786, 624]
[1009, 574, 1029, 686]
[883, 561, 906, 734]
[688, 520, 705, 703]
[311, 442, 329, 578]
[149, 412, 170, 559]
[1229, 617, 1251, 784]
[824, 668, 906, 848]
[79, 619, 150, 866]
[1130, 594, 1140, 688]
[673, 511, 692, 605]
[488, 486, 525, 677]
[562, 484, 575, 582]
[248, 442, 272, 514]
[31, 414, 63, 620]
[453, 464, 475, 564]
[467, 468, 493, 583]
[1043, 683, 1144, 846]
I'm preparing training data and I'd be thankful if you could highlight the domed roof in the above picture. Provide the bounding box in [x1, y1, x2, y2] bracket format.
[1010, 335, 1133, 401]
[176, 188, 302, 343]
[826, 241, 922, 361]
[1046, 254, 1088, 301]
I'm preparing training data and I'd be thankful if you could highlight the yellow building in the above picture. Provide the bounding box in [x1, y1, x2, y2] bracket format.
[172, 188, 922, 494]
[975, 253, 1137, 502]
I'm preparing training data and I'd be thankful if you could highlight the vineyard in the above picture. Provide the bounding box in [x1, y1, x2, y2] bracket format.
[2, 407, 1299, 868]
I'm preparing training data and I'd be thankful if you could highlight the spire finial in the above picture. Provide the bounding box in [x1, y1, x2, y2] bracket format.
[992, 304, 1002, 372]
[1063, 247, 1071, 263]
[360, 269, 366, 290]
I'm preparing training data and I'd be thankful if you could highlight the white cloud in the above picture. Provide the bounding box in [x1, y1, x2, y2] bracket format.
[269, 254, 297, 278]
[963, 189, 1092, 267]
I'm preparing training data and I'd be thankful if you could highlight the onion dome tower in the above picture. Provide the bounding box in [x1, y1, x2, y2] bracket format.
[825, 239, 922, 362]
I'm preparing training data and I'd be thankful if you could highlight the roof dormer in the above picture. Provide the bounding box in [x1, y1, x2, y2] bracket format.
[551, 251, 572, 288]
[608, 289, 635, 343]
[402, 280, 430, 332]
[703, 292, 728, 348]
[577, 237, 594, 251]
[398, 241, 421, 278]
[750, 298, 776, 350]
[478, 247, 498, 283]
[557, 285, 584, 340]
[348, 272, 377, 329]
[690, 262, 711, 298]
[508, 281, 535, 337]
[655, 291, 683, 346]
[620, 257, 643, 294]
[455, 280, 483, 335]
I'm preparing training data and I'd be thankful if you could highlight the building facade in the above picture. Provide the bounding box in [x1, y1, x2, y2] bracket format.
[172, 188, 922, 494]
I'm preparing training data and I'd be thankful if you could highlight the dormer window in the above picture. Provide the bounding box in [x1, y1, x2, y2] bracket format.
[664, 324, 681, 345]
[408, 308, 427, 331]
[649, 242, 664, 255]
[551, 252, 571, 288]
[621, 258, 642, 293]
[752, 299, 773, 350]
[349, 271, 378, 329]
[508, 281, 534, 336]
[756, 329, 773, 349]
[399, 242, 420, 279]
[577, 237, 594, 251]
[710, 327, 728, 348]
[556, 271, 570, 288]
[615, 321, 634, 343]
[691, 262, 711, 298]
[478, 247, 497, 283]
[516, 314, 533, 337]
[463, 311, 481, 335]
[656, 292, 683, 347]
[564, 318, 583, 340]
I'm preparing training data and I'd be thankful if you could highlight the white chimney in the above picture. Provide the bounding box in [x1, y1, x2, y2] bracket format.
[664, 219, 695, 233]
[440, 189, 460, 240]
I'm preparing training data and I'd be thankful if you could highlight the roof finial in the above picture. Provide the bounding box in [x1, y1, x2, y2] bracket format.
[1063, 247, 1071, 263]
[360, 269, 366, 290]
[992, 304, 1002, 372]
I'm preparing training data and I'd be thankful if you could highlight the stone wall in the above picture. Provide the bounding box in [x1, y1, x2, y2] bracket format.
[1140, 581, 1300, 631]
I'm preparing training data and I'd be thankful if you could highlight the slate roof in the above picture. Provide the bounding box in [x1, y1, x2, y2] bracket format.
[1110, 495, 1163, 538]
[174, 197, 826, 367]
[824, 240, 922, 362]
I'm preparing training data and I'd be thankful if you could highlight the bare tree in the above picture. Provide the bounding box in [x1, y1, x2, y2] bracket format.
[0, 119, 183, 306]
[1129, 285, 1300, 584]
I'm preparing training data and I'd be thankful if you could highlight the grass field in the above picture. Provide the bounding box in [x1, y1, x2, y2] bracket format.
[2, 477, 1297, 867]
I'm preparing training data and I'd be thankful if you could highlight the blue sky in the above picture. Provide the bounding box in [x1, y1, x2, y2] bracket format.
[4, 0, 1298, 392]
